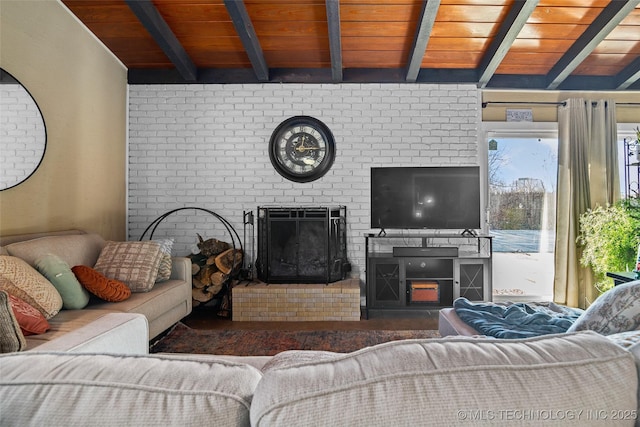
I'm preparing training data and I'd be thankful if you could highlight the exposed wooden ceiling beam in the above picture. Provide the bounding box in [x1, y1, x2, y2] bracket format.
[486, 74, 637, 91]
[484, 74, 547, 90]
[546, 0, 640, 90]
[616, 57, 640, 90]
[128, 67, 479, 85]
[405, 0, 440, 83]
[223, 0, 269, 82]
[477, 0, 539, 88]
[326, 0, 343, 82]
[416, 68, 478, 84]
[124, 0, 197, 82]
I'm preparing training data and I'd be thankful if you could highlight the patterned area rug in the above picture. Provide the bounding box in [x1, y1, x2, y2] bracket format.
[151, 323, 440, 356]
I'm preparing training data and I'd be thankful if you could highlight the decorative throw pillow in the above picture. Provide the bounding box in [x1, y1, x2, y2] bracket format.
[567, 281, 640, 335]
[0, 290, 26, 353]
[71, 265, 131, 302]
[0, 256, 62, 319]
[35, 254, 90, 310]
[7, 293, 50, 336]
[93, 241, 163, 292]
[153, 239, 174, 282]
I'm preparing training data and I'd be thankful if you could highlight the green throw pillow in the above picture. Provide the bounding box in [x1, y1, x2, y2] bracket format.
[35, 254, 89, 310]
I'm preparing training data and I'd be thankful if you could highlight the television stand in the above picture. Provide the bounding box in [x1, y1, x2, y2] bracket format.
[364, 233, 492, 318]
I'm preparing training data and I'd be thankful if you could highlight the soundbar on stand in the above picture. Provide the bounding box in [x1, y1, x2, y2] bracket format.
[392, 246, 459, 257]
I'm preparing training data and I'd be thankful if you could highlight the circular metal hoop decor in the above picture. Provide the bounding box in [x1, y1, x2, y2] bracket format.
[139, 207, 243, 255]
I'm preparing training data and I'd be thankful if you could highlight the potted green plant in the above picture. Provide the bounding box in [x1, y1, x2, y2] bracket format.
[577, 199, 640, 292]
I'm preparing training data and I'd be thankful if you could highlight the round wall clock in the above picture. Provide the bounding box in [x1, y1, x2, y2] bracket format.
[269, 116, 336, 183]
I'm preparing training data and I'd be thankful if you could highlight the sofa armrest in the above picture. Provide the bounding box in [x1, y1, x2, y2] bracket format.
[29, 313, 149, 355]
[170, 256, 193, 288]
[438, 307, 482, 337]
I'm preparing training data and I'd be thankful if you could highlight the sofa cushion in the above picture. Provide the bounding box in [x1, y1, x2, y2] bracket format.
[4, 233, 105, 268]
[0, 256, 62, 319]
[0, 291, 26, 353]
[30, 313, 149, 354]
[261, 350, 341, 372]
[71, 265, 131, 302]
[23, 309, 120, 350]
[35, 254, 90, 309]
[154, 238, 174, 282]
[89, 278, 191, 339]
[94, 241, 163, 292]
[567, 280, 640, 335]
[251, 332, 637, 426]
[0, 352, 262, 427]
[7, 293, 50, 336]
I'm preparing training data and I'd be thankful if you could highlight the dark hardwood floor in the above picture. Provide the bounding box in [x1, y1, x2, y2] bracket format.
[183, 308, 439, 331]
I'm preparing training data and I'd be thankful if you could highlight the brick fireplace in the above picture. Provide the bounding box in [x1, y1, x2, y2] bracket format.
[232, 278, 360, 321]
[237, 205, 357, 321]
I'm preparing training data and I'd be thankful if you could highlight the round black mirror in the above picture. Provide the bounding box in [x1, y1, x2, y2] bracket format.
[0, 68, 46, 190]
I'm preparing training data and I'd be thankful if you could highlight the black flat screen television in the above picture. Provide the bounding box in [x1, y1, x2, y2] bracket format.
[371, 166, 481, 230]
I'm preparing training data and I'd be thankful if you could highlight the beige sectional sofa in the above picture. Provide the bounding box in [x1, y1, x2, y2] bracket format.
[0, 229, 192, 352]
[2, 231, 640, 426]
[2, 331, 639, 426]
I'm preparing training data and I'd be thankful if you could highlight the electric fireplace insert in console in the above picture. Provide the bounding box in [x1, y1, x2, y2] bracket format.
[256, 206, 348, 283]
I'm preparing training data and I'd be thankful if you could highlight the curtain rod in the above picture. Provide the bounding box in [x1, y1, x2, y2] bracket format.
[482, 101, 640, 108]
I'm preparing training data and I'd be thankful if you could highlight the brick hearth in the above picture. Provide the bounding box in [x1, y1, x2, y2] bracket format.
[232, 278, 361, 321]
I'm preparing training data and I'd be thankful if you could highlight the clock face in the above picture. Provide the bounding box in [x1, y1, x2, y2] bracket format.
[269, 116, 336, 183]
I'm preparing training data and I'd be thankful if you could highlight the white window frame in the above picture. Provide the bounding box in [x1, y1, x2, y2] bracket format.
[618, 123, 637, 139]
[480, 121, 635, 227]
[479, 122, 559, 233]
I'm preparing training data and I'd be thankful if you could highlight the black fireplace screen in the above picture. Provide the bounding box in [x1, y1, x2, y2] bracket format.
[257, 206, 348, 283]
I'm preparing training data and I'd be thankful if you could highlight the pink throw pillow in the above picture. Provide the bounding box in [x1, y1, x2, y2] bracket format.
[7, 293, 50, 336]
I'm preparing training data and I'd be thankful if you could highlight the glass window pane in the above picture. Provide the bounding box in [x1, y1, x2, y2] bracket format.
[488, 137, 557, 301]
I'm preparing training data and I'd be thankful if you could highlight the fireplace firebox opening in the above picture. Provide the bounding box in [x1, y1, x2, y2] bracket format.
[256, 206, 349, 284]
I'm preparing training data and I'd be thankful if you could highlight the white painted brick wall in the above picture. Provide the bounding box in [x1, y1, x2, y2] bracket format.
[0, 84, 46, 188]
[128, 83, 480, 296]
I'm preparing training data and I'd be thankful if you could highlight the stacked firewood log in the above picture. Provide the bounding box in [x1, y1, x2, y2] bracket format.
[188, 234, 243, 314]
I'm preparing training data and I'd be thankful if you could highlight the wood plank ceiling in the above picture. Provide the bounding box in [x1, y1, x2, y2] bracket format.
[61, 0, 640, 90]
